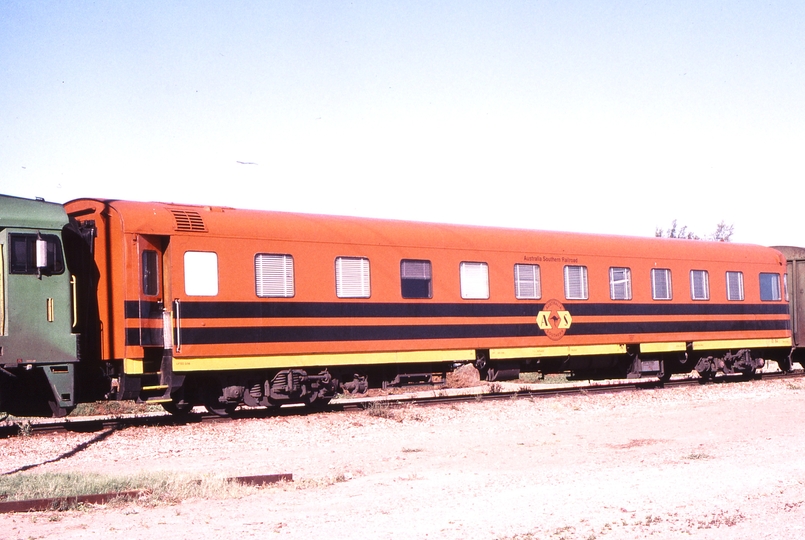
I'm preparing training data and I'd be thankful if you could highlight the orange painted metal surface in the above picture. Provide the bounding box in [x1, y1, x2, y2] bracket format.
[64, 198, 790, 365]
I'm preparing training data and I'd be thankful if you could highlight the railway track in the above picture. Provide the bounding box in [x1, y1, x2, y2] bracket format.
[3, 369, 804, 438]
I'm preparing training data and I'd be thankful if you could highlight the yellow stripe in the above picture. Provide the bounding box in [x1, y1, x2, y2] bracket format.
[692, 337, 793, 351]
[640, 342, 687, 353]
[173, 349, 477, 373]
[490, 343, 626, 360]
[124, 358, 144, 374]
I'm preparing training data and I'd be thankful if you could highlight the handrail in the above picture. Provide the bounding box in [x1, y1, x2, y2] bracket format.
[70, 275, 78, 328]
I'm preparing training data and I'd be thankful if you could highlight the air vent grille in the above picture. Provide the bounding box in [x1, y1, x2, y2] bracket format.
[170, 210, 207, 232]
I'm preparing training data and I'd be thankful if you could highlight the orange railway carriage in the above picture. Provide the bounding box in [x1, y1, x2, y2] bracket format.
[64, 198, 792, 413]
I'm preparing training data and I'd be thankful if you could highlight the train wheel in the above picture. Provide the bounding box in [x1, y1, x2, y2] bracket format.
[204, 402, 237, 417]
[162, 399, 193, 416]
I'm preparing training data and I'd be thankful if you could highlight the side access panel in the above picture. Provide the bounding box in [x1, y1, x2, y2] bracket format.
[790, 258, 805, 348]
[774, 246, 805, 349]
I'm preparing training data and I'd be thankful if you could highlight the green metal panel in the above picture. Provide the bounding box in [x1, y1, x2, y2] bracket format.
[772, 246, 805, 349]
[0, 194, 68, 230]
[0, 195, 78, 369]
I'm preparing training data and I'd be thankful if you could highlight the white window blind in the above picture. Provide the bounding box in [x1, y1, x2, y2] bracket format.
[460, 262, 489, 299]
[690, 270, 709, 300]
[514, 264, 541, 299]
[255, 254, 294, 298]
[726, 271, 744, 301]
[336, 257, 371, 298]
[564, 265, 588, 300]
[651, 268, 672, 300]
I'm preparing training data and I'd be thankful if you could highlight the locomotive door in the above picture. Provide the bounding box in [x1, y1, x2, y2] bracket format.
[136, 235, 170, 349]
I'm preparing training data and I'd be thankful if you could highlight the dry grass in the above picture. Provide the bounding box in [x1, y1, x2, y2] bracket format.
[71, 401, 164, 417]
[0, 472, 256, 506]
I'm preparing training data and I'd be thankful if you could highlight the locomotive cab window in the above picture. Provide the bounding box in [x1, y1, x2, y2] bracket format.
[651, 268, 672, 300]
[336, 257, 371, 298]
[256, 254, 295, 298]
[609, 267, 632, 300]
[514, 264, 541, 299]
[759, 273, 781, 301]
[184, 251, 219, 296]
[726, 271, 744, 301]
[460, 262, 489, 299]
[564, 265, 588, 300]
[9, 233, 64, 275]
[690, 270, 709, 301]
[401, 259, 432, 299]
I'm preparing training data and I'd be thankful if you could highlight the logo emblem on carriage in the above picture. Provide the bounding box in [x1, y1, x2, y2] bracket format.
[536, 299, 572, 341]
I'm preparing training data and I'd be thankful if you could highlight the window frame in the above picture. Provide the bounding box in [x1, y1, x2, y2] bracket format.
[514, 264, 542, 300]
[563, 265, 589, 300]
[335, 256, 371, 299]
[609, 267, 632, 300]
[460, 261, 490, 300]
[8, 233, 65, 276]
[400, 259, 433, 299]
[651, 268, 673, 300]
[690, 269, 710, 301]
[255, 253, 295, 298]
[141, 249, 160, 296]
[726, 271, 744, 301]
[759, 272, 782, 301]
[184, 251, 219, 297]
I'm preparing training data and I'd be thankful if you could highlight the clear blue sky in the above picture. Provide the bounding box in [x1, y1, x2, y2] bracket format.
[2, 1, 803, 245]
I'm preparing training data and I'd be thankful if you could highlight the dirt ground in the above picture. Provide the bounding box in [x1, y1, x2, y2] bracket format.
[2, 377, 805, 540]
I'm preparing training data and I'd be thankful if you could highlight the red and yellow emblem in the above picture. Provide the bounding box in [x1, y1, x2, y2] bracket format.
[537, 299, 572, 341]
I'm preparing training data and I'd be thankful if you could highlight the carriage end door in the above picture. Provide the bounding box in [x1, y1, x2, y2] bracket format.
[136, 235, 170, 349]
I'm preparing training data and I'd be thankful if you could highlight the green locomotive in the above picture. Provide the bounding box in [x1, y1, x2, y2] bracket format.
[0, 194, 78, 416]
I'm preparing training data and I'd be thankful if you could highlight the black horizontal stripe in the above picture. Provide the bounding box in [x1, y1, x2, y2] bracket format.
[564, 319, 789, 336]
[125, 318, 789, 347]
[124, 300, 789, 320]
[124, 300, 163, 319]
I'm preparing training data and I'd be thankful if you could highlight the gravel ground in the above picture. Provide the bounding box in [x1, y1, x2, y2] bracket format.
[2, 377, 805, 540]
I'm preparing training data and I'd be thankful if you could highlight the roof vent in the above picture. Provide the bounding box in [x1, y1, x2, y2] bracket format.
[170, 209, 207, 232]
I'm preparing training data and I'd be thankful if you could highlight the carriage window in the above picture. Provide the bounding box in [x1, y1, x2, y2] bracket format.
[336, 257, 371, 298]
[184, 251, 218, 296]
[460, 262, 489, 299]
[255, 254, 295, 298]
[726, 271, 744, 301]
[759, 273, 781, 301]
[609, 267, 632, 300]
[401, 259, 432, 299]
[9, 233, 64, 275]
[690, 270, 709, 301]
[564, 265, 588, 300]
[141, 250, 159, 296]
[514, 264, 541, 299]
[651, 268, 672, 300]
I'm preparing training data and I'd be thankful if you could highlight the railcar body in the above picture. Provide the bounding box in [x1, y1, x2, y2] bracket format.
[0, 195, 77, 416]
[63, 198, 793, 414]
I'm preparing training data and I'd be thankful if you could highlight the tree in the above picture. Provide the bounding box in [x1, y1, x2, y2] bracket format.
[710, 220, 734, 242]
[655, 219, 734, 242]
